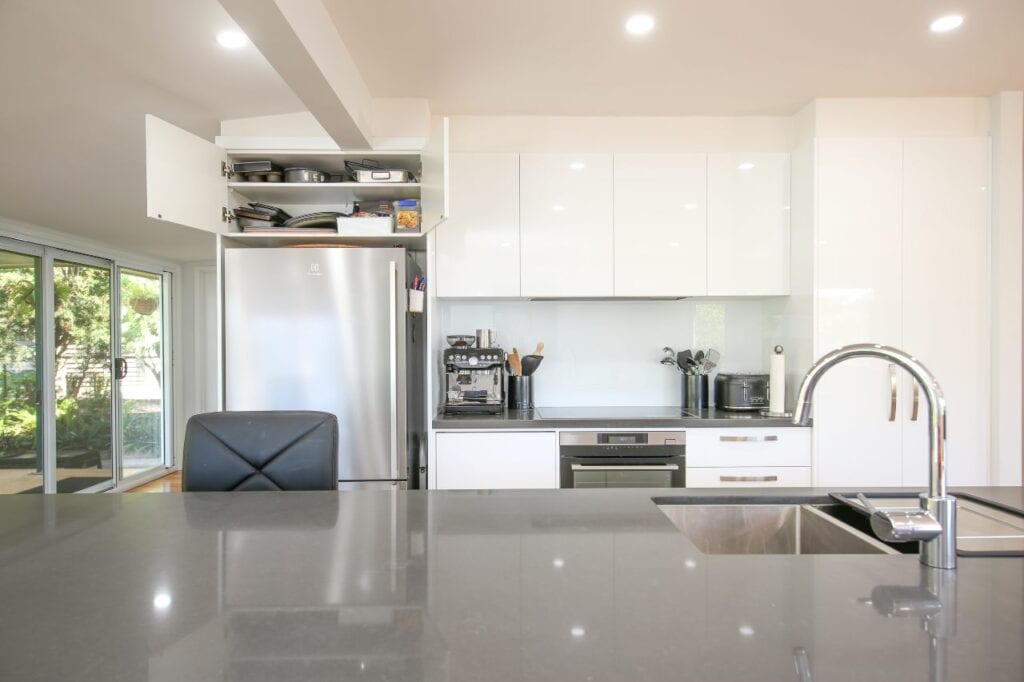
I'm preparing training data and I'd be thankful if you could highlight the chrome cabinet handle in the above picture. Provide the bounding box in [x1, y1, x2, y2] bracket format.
[911, 381, 920, 421]
[388, 261, 399, 480]
[719, 435, 779, 443]
[888, 363, 897, 422]
[571, 464, 680, 472]
[719, 475, 779, 482]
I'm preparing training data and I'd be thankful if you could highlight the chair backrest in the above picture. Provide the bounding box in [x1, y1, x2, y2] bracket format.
[182, 411, 337, 491]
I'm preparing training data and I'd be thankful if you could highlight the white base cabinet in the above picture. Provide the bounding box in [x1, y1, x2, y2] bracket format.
[686, 427, 811, 488]
[434, 432, 559, 490]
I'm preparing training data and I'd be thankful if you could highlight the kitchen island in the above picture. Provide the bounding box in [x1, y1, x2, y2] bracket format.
[0, 487, 1021, 681]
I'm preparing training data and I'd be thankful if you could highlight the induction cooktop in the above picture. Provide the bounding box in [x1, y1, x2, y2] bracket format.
[535, 406, 700, 420]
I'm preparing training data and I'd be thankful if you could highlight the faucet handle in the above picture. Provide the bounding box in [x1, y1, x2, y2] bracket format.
[870, 509, 943, 543]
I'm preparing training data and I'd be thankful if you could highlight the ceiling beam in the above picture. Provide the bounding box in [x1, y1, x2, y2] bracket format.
[218, 0, 373, 149]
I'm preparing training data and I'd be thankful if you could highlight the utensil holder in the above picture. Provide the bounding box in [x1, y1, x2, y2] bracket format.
[682, 375, 709, 411]
[508, 376, 533, 410]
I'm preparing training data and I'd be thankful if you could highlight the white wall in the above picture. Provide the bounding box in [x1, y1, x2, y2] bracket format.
[439, 298, 786, 407]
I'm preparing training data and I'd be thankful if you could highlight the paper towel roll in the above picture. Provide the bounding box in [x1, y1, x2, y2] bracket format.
[769, 346, 786, 414]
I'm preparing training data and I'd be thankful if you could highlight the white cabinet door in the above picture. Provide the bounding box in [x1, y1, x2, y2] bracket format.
[901, 137, 990, 486]
[145, 115, 230, 234]
[707, 152, 790, 295]
[420, 116, 450, 233]
[434, 432, 559, 489]
[814, 138, 904, 487]
[613, 154, 707, 296]
[436, 153, 520, 297]
[520, 154, 613, 297]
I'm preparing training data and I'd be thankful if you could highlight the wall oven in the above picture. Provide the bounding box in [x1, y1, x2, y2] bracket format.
[559, 431, 685, 489]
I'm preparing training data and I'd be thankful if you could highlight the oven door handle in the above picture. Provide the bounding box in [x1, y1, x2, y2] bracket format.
[570, 463, 680, 472]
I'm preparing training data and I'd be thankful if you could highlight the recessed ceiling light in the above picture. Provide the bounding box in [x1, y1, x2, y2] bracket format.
[737, 162, 755, 171]
[152, 591, 172, 610]
[570, 626, 586, 638]
[738, 624, 755, 637]
[929, 14, 964, 33]
[216, 29, 249, 49]
[569, 161, 586, 170]
[625, 14, 655, 36]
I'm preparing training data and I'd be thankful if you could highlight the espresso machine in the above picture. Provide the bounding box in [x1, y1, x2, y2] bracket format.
[443, 347, 506, 414]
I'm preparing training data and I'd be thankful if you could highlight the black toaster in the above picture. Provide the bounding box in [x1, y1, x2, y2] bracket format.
[714, 373, 769, 411]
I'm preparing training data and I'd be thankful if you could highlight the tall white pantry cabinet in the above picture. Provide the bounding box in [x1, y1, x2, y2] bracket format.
[812, 136, 991, 487]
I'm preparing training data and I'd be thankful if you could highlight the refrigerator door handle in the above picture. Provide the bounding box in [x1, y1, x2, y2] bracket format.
[388, 260, 399, 480]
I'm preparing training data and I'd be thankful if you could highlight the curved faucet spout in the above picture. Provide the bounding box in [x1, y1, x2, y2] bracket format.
[792, 343, 947, 497]
[792, 343, 956, 570]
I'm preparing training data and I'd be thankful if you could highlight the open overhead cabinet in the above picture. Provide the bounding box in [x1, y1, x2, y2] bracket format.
[144, 114, 448, 237]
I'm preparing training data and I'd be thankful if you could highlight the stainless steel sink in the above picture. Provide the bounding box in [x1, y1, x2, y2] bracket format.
[829, 493, 1024, 556]
[658, 504, 898, 555]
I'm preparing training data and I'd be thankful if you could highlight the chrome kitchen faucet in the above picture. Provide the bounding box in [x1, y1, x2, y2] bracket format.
[793, 344, 957, 569]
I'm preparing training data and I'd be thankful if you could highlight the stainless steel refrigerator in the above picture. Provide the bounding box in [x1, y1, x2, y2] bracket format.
[223, 247, 424, 490]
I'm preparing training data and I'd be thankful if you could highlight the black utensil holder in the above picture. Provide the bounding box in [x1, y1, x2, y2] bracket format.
[682, 375, 709, 411]
[508, 376, 534, 410]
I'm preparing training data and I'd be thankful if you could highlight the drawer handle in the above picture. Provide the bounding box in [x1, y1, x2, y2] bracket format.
[719, 475, 779, 482]
[571, 464, 679, 472]
[888, 363, 898, 422]
[719, 435, 779, 443]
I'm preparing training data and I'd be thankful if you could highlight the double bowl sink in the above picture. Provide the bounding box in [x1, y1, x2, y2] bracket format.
[657, 494, 1024, 556]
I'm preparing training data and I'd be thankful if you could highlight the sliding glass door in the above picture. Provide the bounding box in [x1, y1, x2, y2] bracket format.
[0, 237, 170, 493]
[0, 247, 43, 494]
[53, 255, 114, 492]
[117, 268, 166, 482]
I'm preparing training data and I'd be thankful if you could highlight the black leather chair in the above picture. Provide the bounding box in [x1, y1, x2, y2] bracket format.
[182, 411, 338, 491]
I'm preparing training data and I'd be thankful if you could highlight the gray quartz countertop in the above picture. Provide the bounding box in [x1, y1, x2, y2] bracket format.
[434, 406, 804, 429]
[0, 486, 1021, 681]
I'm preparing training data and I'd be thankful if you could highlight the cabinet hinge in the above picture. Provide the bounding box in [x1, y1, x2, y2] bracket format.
[221, 161, 232, 178]
[222, 207, 235, 223]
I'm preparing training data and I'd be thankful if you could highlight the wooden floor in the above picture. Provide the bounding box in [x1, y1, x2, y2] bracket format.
[127, 470, 181, 493]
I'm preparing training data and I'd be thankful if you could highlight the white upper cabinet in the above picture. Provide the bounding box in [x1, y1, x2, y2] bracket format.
[145, 115, 232, 234]
[144, 114, 449, 235]
[707, 152, 791, 296]
[814, 138, 904, 487]
[519, 154, 614, 297]
[436, 153, 520, 297]
[613, 154, 707, 297]
[900, 137, 990, 486]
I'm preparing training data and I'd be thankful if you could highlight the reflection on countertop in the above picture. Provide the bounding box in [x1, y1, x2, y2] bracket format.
[0, 487, 1020, 681]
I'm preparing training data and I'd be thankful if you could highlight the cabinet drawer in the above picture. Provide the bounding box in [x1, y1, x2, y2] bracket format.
[686, 466, 812, 488]
[686, 428, 810, 467]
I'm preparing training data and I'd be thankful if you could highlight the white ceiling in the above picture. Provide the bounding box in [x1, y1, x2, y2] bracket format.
[0, 0, 303, 263]
[326, 0, 1024, 115]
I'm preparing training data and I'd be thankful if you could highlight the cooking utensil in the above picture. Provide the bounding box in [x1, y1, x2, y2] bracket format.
[236, 216, 277, 229]
[677, 350, 692, 371]
[352, 169, 412, 183]
[247, 203, 292, 221]
[284, 167, 327, 183]
[508, 348, 522, 376]
[446, 335, 476, 348]
[534, 341, 545, 356]
[284, 212, 343, 228]
[706, 348, 721, 365]
[521, 355, 544, 376]
[660, 356, 679, 368]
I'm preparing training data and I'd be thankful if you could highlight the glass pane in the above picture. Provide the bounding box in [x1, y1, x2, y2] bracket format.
[0, 250, 43, 494]
[54, 259, 112, 493]
[119, 269, 164, 479]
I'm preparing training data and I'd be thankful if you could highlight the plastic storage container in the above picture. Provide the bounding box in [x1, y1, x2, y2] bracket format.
[393, 200, 421, 232]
